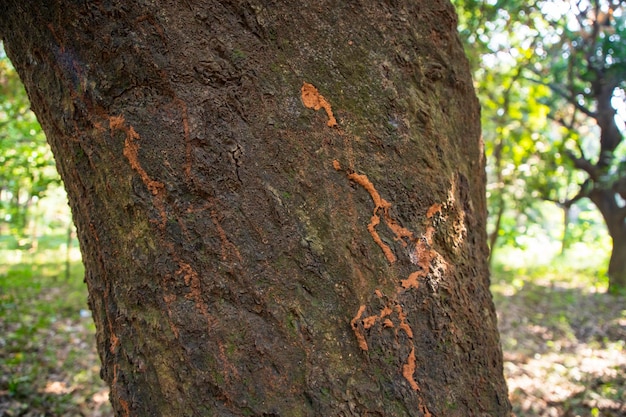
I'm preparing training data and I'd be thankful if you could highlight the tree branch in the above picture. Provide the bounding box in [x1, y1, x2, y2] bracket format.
[543, 180, 590, 209]
[565, 149, 600, 180]
[522, 69, 597, 118]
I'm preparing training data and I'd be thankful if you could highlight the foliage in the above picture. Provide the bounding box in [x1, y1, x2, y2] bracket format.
[456, 0, 579, 257]
[455, 0, 626, 288]
[0, 44, 61, 241]
[0, 237, 112, 417]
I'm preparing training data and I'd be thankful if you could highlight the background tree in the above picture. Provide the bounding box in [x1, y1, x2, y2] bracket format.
[457, 0, 626, 291]
[0, 1, 511, 415]
[533, 0, 626, 292]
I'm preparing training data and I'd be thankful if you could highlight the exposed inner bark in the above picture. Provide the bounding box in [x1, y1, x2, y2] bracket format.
[0, 1, 511, 415]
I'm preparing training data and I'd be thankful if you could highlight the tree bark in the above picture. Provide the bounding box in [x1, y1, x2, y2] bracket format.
[590, 189, 626, 292]
[0, 1, 511, 415]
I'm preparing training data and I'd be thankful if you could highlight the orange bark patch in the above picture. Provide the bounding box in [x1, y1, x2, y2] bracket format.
[362, 315, 378, 329]
[109, 114, 125, 130]
[347, 172, 386, 210]
[210, 209, 243, 263]
[347, 172, 397, 263]
[426, 203, 442, 218]
[403, 347, 420, 391]
[111, 364, 131, 417]
[400, 271, 422, 290]
[114, 114, 167, 227]
[166, 243, 215, 332]
[341, 167, 448, 404]
[341, 167, 446, 284]
[399, 204, 446, 289]
[118, 397, 130, 417]
[421, 403, 433, 417]
[177, 262, 211, 320]
[345, 170, 426, 266]
[395, 304, 413, 339]
[401, 239, 438, 290]
[119, 121, 164, 197]
[109, 330, 120, 353]
[366, 212, 396, 263]
[351, 305, 369, 351]
[301, 82, 338, 127]
[300, 82, 443, 411]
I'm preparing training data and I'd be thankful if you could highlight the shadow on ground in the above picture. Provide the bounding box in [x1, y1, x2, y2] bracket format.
[0, 259, 112, 417]
[493, 276, 626, 417]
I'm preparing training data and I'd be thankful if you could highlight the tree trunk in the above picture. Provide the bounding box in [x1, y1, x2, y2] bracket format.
[608, 235, 626, 292]
[488, 197, 505, 268]
[0, 1, 511, 415]
[590, 189, 626, 292]
[560, 205, 570, 256]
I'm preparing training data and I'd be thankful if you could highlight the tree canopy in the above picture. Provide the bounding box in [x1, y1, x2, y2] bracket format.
[456, 0, 626, 291]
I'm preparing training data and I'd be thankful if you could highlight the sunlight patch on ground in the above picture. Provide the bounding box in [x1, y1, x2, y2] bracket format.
[43, 381, 72, 395]
[493, 261, 626, 416]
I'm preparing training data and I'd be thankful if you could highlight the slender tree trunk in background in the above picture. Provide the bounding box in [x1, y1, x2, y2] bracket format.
[590, 189, 626, 292]
[65, 222, 74, 281]
[608, 235, 626, 292]
[487, 131, 505, 268]
[488, 198, 505, 268]
[560, 206, 570, 256]
[0, 1, 511, 415]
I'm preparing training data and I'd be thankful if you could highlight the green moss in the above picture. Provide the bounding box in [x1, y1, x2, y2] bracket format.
[273, 253, 295, 272]
[211, 370, 225, 387]
[286, 312, 299, 337]
[294, 208, 325, 257]
[445, 399, 459, 410]
[231, 49, 247, 63]
[225, 330, 246, 357]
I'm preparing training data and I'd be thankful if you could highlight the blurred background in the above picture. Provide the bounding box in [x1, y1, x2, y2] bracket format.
[1, 1, 625, 415]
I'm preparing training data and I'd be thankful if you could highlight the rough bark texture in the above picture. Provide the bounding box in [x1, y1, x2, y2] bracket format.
[0, 1, 511, 415]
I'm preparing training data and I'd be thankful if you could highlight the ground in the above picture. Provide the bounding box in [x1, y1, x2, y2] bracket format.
[493, 254, 626, 417]
[0, 240, 624, 416]
[0, 240, 112, 417]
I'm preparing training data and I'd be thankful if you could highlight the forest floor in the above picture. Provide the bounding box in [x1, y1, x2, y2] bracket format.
[0, 247, 112, 417]
[493, 263, 626, 417]
[0, 247, 624, 416]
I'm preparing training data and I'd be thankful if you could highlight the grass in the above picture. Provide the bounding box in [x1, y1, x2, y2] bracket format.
[0, 237, 112, 417]
[492, 247, 626, 417]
